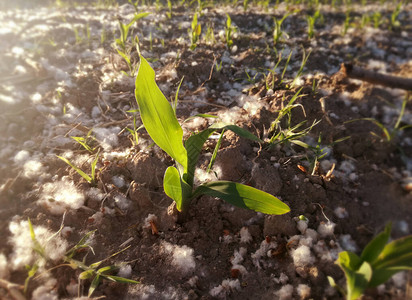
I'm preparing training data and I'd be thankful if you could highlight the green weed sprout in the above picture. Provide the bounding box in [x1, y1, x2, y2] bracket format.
[345, 94, 412, 143]
[116, 13, 150, 51]
[342, 11, 351, 36]
[166, 0, 172, 19]
[135, 55, 290, 216]
[243, 0, 249, 12]
[225, 14, 237, 50]
[268, 88, 320, 148]
[389, 2, 402, 31]
[64, 230, 139, 297]
[328, 223, 412, 300]
[291, 49, 311, 88]
[273, 12, 292, 45]
[189, 12, 202, 51]
[71, 130, 98, 153]
[57, 151, 99, 185]
[307, 10, 321, 39]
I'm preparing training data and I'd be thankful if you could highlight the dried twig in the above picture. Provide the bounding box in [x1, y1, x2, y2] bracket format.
[341, 63, 412, 91]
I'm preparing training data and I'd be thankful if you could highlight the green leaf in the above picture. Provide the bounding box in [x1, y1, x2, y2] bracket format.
[163, 166, 192, 211]
[369, 235, 412, 286]
[210, 123, 263, 143]
[193, 181, 290, 215]
[183, 113, 218, 123]
[116, 49, 131, 65]
[88, 275, 101, 297]
[135, 55, 187, 169]
[361, 223, 391, 264]
[79, 270, 94, 280]
[337, 251, 372, 300]
[103, 275, 140, 284]
[98, 265, 117, 274]
[57, 155, 92, 183]
[185, 128, 217, 186]
[207, 129, 225, 172]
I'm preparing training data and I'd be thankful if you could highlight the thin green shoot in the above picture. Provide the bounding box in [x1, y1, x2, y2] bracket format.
[389, 2, 402, 30]
[207, 129, 225, 174]
[225, 14, 236, 50]
[345, 94, 411, 143]
[57, 151, 100, 185]
[71, 130, 97, 153]
[173, 76, 185, 113]
[307, 10, 321, 39]
[273, 11, 293, 45]
[189, 12, 201, 50]
[291, 49, 311, 88]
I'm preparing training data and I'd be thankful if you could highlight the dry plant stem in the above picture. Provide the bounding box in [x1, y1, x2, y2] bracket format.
[0, 279, 25, 300]
[341, 63, 412, 91]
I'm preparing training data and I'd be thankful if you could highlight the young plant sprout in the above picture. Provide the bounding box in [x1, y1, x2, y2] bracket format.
[328, 223, 412, 300]
[189, 12, 202, 50]
[134, 54, 290, 216]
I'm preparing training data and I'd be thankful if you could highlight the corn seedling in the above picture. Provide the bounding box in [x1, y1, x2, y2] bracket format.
[243, 0, 249, 12]
[345, 94, 412, 143]
[166, 0, 173, 19]
[307, 10, 321, 39]
[372, 11, 382, 28]
[215, 60, 223, 72]
[389, 2, 402, 30]
[189, 12, 202, 50]
[273, 12, 292, 45]
[116, 13, 150, 51]
[225, 14, 236, 50]
[135, 54, 290, 216]
[205, 23, 216, 45]
[342, 11, 351, 35]
[128, 0, 139, 13]
[328, 223, 412, 300]
[57, 151, 100, 185]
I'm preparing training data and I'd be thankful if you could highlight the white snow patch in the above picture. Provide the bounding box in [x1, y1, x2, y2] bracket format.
[118, 264, 132, 278]
[273, 272, 288, 284]
[38, 178, 85, 215]
[251, 239, 277, 268]
[317, 221, 336, 238]
[93, 127, 120, 150]
[239, 227, 252, 244]
[23, 158, 47, 179]
[32, 278, 58, 300]
[334, 207, 348, 218]
[231, 247, 247, 265]
[392, 271, 406, 288]
[13, 150, 30, 163]
[8, 220, 68, 270]
[297, 219, 308, 234]
[291, 245, 315, 267]
[275, 284, 294, 300]
[114, 194, 130, 210]
[297, 284, 311, 299]
[209, 279, 241, 298]
[339, 234, 358, 252]
[162, 242, 196, 274]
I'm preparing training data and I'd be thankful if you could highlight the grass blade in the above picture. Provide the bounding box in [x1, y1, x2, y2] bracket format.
[57, 156, 92, 183]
